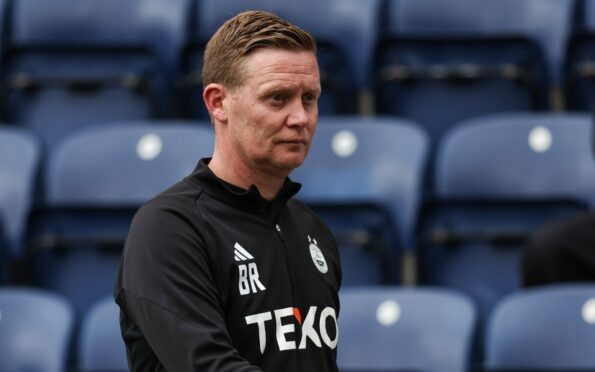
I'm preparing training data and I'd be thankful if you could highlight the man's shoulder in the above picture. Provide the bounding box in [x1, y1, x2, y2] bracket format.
[286, 197, 317, 219]
[286, 198, 335, 238]
[131, 178, 205, 226]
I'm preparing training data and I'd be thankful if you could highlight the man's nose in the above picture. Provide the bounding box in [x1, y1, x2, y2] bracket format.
[286, 99, 309, 127]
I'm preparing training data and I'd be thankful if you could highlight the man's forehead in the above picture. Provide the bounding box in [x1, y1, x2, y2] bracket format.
[242, 49, 319, 79]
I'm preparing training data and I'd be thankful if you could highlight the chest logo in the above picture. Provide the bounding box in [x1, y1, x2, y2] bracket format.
[235, 242, 266, 295]
[308, 235, 328, 274]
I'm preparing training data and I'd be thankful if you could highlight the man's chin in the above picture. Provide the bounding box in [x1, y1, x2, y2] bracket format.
[270, 156, 305, 174]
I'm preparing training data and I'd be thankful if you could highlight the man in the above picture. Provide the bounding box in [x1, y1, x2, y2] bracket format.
[114, 10, 341, 371]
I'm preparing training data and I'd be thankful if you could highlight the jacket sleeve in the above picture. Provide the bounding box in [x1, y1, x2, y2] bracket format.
[118, 199, 262, 372]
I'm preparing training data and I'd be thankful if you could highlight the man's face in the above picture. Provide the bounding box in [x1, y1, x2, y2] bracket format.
[223, 49, 320, 176]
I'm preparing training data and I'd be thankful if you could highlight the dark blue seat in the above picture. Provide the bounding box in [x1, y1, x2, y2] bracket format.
[3, 0, 191, 150]
[176, 0, 381, 118]
[485, 284, 595, 369]
[0, 287, 75, 372]
[0, 0, 8, 73]
[79, 295, 128, 371]
[564, 0, 595, 111]
[27, 122, 214, 315]
[375, 0, 574, 146]
[419, 113, 595, 359]
[338, 287, 476, 371]
[292, 117, 428, 285]
[0, 127, 40, 282]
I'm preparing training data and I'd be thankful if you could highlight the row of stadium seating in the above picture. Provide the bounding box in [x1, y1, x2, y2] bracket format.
[2, 112, 594, 363]
[2, 0, 595, 150]
[2, 284, 595, 371]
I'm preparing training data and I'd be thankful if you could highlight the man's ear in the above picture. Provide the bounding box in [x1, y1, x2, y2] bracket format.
[203, 83, 228, 123]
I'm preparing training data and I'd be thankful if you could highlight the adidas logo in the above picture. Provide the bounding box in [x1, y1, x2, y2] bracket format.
[234, 242, 266, 295]
[234, 242, 254, 262]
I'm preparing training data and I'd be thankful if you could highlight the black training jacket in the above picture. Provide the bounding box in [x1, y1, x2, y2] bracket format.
[114, 159, 341, 371]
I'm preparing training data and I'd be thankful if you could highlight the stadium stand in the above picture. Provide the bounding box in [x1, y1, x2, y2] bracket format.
[176, 0, 381, 118]
[26, 122, 214, 316]
[0, 127, 40, 282]
[79, 295, 128, 371]
[419, 112, 595, 360]
[292, 117, 428, 284]
[485, 284, 595, 369]
[0, 287, 74, 372]
[375, 0, 574, 147]
[338, 287, 476, 372]
[2, 0, 191, 150]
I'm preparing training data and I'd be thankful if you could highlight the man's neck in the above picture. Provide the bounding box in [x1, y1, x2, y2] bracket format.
[208, 154, 287, 201]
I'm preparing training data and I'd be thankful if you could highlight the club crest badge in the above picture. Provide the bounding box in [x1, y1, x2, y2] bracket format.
[308, 235, 328, 274]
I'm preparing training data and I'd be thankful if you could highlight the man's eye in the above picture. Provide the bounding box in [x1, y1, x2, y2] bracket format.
[271, 94, 285, 102]
[303, 93, 317, 104]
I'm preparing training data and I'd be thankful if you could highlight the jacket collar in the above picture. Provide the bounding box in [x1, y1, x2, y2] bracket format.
[184, 158, 301, 214]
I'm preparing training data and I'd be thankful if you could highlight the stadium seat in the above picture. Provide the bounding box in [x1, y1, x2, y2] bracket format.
[0, 127, 40, 282]
[565, 0, 595, 111]
[338, 287, 476, 372]
[79, 295, 128, 371]
[2, 0, 191, 149]
[26, 122, 214, 315]
[0, 0, 8, 71]
[419, 113, 595, 358]
[0, 287, 75, 372]
[485, 284, 595, 369]
[375, 0, 574, 146]
[176, 0, 381, 118]
[292, 117, 428, 284]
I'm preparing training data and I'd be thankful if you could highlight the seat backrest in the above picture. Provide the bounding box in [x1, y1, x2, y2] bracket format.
[45, 122, 213, 206]
[581, 0, 595, 31]
[485, 284, 595, 368]
[0, 127, 40, 259]
[563, 0, 595, 110]
[5, 0, 192, 147]
[9, 0, 190, 69]
[421, 112, 595, 360]
[79, 295, 127, 371]
[0, 287, 74, 372]
[338, 287, 476, 371]
[435, 113, 595, 205]
[384, 0, 574, 84]
[293, 117, 428, 250]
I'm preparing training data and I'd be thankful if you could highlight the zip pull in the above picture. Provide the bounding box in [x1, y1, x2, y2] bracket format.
[275, 223, 284, 241]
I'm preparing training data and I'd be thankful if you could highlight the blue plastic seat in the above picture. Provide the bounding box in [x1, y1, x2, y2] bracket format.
[27, 122, 214, 315]
[177, 0, 381, 118]
[565, 0, 595, 110]
[0, 127, 40, 282]
[0, 0, 8, 71]
[3, 0, 191, 150]
[420, 113, 595, 358]
[338, 287, 476, 372]
[79, 296, 128, 371]
[485, 284, 595, 369]
[292, 117, 428, 284]
[375, 0, 574, 145]
[0, 287, 75, 372]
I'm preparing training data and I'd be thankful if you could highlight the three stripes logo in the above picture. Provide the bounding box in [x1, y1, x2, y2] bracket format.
[234, 242, 254, 262]
[235, 242, 266, 295]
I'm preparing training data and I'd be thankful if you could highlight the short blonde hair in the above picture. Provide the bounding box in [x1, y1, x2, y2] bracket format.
[202, 10, 317, 89]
